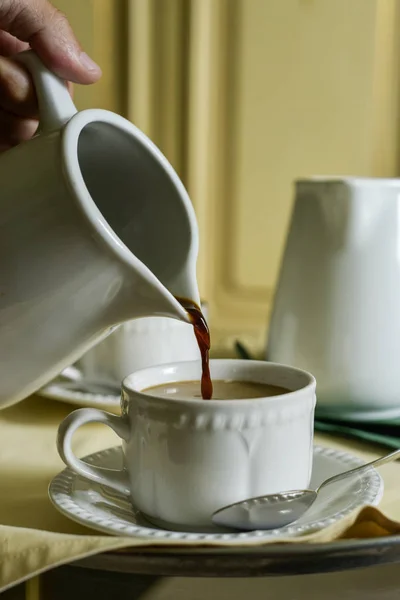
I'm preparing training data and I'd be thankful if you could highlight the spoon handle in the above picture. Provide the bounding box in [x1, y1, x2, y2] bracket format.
[317, 447, 400, 492]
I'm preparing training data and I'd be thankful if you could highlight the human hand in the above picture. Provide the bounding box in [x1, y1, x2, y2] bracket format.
[0, 0, 102, 151]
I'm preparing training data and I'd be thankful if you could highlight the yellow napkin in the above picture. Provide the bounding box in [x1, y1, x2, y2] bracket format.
[0, 396, 399, 593]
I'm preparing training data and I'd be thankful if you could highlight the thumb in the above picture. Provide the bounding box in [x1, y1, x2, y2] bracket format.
[0, 0, 101, 84]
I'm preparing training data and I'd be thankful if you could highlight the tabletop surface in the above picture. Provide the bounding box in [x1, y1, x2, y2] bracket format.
[74, 533, 400, 577]
[1, 395, 400, 580]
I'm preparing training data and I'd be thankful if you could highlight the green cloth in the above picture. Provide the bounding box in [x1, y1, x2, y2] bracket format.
[314, 417, 400, 449]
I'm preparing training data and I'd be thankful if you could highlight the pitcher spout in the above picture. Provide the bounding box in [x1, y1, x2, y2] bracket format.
[110, 259, 200, 325]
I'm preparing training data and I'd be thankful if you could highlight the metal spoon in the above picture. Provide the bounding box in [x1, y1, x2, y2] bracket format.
[212, 447, 400, 531]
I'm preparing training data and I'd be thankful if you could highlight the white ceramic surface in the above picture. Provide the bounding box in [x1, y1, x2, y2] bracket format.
[49, 445, 383, 539]
[38, 305, 209, 408]
[0, 50, 200, 409]
[38, 382, 120, 412]
[68, 303, 209, 387]
[57, 359, 316, 530]
[267, 177, 400, 419]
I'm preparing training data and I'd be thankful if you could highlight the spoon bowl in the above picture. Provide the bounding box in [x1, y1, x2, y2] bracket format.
[213, 490, 317, 530]
[212, 447, 400, 531]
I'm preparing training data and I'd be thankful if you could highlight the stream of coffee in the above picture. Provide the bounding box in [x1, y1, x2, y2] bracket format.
[176, 298, 213, 399]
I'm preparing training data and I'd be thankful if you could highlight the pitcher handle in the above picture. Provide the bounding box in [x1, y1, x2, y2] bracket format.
[57, 408, 131, 496]
[15, 50, 78, 134]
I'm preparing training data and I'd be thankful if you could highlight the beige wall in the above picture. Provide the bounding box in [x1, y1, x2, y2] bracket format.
[54, 0, 400, 356]
[53, 0, 126, 114]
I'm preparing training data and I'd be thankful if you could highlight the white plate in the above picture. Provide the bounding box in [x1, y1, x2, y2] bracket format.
[49, 445, 383, 543]
[39, 381, 120, 412]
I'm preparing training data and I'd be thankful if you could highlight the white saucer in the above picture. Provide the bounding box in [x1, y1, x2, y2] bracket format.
[49, 445, 383, 542]
[39, 381, 120, 412]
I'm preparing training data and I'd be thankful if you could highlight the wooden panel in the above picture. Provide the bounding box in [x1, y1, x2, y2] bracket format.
[232, 0, 378, 291]
[52, 0, 126, 115]
[184, 0, 400, 355]
[126, 0, 188, 176]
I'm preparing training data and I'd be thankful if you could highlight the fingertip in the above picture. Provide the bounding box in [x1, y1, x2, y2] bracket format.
[0, 56, 38, 119]
[0, 109, 38, 146]
[2, 3, 102, 86]
[13, 117, 39, 143]
[28, 14, 101, 85]
[30, 34, 102, 85]
[79, 53, 102, 82]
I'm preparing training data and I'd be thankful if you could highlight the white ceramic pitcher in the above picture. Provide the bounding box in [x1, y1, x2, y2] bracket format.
[267, 177, 400, 421]
[0, 51, 200, 409]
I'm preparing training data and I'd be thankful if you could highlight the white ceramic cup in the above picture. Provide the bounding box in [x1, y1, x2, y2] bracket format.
[65, 304, 209, 388]
[57, 359, 316, 531]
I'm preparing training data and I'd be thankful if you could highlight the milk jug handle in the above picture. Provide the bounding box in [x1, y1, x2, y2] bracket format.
[15, 50, 78, 134]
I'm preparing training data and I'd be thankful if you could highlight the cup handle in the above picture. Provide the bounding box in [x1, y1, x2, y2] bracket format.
[57, 408, 131, 496]
[15, 50, 78, 134]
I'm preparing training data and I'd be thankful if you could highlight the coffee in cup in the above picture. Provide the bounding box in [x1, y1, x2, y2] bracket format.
[143, 380, 291, 400]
